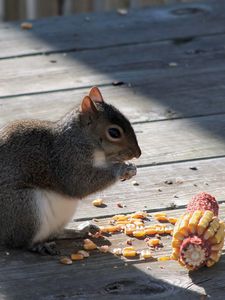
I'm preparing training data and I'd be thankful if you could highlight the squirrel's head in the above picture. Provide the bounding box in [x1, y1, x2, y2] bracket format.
[80, 87, 141, 162]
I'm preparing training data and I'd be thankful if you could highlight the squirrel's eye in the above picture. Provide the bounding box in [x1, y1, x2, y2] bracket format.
[108, 127, 121, 139]
[106, 125, 124, 142]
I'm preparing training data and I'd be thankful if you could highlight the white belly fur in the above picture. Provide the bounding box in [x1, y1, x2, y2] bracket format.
[32, 189, 78, 244]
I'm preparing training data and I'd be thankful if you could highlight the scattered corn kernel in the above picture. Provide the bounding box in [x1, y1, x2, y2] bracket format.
[140, 249, 152, 259]
[154, 212, 167, 218]
[157, 256, 171, 261]
[71, 253, 84, 261]
[99, 245, 110, 253]
[125, 224, 136, 235]
[155, 215, 168, 222]
[112, 248, 122, 256]
[78, 250, 90, 257]
[60, 256, 73, 265]
[83, 239, 97, 250]
[112, 214, 129, 221]
[122, 247, 137, 257]
[130, 211, 148, 219]
[92, 198, 103, 207]
[168, 217, 178, 225]
[144, 227, 157, 235]
[147, 238, 161, 247]
[132, 230, 146, 238]
[100, 225, 121, 233]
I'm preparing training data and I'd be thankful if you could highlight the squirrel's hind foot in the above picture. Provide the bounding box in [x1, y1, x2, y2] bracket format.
[29, 241, 59, 255]
[57, 221, 101, 240]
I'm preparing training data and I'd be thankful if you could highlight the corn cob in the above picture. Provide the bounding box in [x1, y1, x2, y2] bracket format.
[171, 192, 224, 270]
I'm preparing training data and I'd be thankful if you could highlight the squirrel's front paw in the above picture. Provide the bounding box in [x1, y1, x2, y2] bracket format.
[119, 163, 137, 181]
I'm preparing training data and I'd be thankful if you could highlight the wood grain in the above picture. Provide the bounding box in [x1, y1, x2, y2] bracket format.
[0, 206, 224, 299]
[2, 66, 225, 125]
[1, 33, 225, 97]
[74, 157, 225, 219]
[0, 0, 224, 59]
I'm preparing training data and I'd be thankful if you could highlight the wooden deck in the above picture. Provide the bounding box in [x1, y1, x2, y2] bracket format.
[1, 0, 225, 299]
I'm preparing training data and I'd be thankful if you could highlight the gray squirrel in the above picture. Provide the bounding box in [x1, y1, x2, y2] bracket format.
[0, 87, 141, 254]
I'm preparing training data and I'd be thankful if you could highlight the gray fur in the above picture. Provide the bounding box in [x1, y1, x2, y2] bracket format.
[0, 89, 141, 249]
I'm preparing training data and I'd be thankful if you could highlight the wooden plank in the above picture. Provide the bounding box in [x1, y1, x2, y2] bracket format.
[1, 105, 225, 171]
[74, 156, 225, 220]
[1, 67, 225, 125]
[0, 206, 225, 299]
[1, 33, 225, 97]
[0, 0, 225, 58]
[135, 113, 225, 166]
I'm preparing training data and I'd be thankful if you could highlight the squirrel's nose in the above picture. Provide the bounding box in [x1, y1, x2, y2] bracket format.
[134, 146, 141, 158]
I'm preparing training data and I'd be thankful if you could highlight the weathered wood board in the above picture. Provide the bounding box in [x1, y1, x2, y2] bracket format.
[0, 207, 224, 300]
[1, 33, 225, 97]
[74, 157, 225, 220]
[1, 108, 225, 167]
[2, 67, 225, 124]
[0, 1, 225, 58]
[1, 0, 225, 298]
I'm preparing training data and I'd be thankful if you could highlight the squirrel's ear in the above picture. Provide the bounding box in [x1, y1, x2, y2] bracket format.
[89, 86, 104, 103]
[81, 96, 98, 114]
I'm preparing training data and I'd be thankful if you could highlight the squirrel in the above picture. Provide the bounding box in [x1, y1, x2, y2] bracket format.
[0, 87, 141, 254]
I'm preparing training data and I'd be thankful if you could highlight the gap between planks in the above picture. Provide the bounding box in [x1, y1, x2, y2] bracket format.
[73, 156, 225, 220]
[0, 0, 224, 59]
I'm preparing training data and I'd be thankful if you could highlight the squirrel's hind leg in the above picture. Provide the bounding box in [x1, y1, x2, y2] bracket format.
[56, 221, 100, 240]
[28, 241, 59, 255]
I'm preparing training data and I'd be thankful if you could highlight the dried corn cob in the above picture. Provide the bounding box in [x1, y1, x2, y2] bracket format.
[171, 192, 225, 270]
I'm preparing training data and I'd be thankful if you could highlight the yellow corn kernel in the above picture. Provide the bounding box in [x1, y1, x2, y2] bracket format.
[100, 225, 121, 233]
[155, 215, 168, 222]
[115, 220, 131, 225]
[203, 217, 220, 240]
[144, 227, 156, 235]
[157, 256, 171, 261]
[173, 214, 183, 235]
[197, 210, 214, 235]
[60, 256, 73, 265]
[92, 198, 103, 207]
[132, 230, 146, 238]
[130, 211, 148, 219]
[154, 212, 167, 218]
[83, 239, 97, 250]
[131, 220, 145, 226]
[171, 248, 180, 260]
[125, 224, 136, 235]
[209, 221, 225, 244]
[140, 249, 152, 259]
[210, 251, 221, 263]
[174, 213, 191, 239]
[112, 214, 129, 221]
[147, 238, 161, 247]
[168, 217, 178, 225]
[164, 227, 173, 235]
[122, 247, 137, 257]
[211, 239, 224, 251]
[71, 253, 84, 261]
[172, 238, 182, 248]
[206, 259, 216, 267]
[188, 210, 202, 234]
